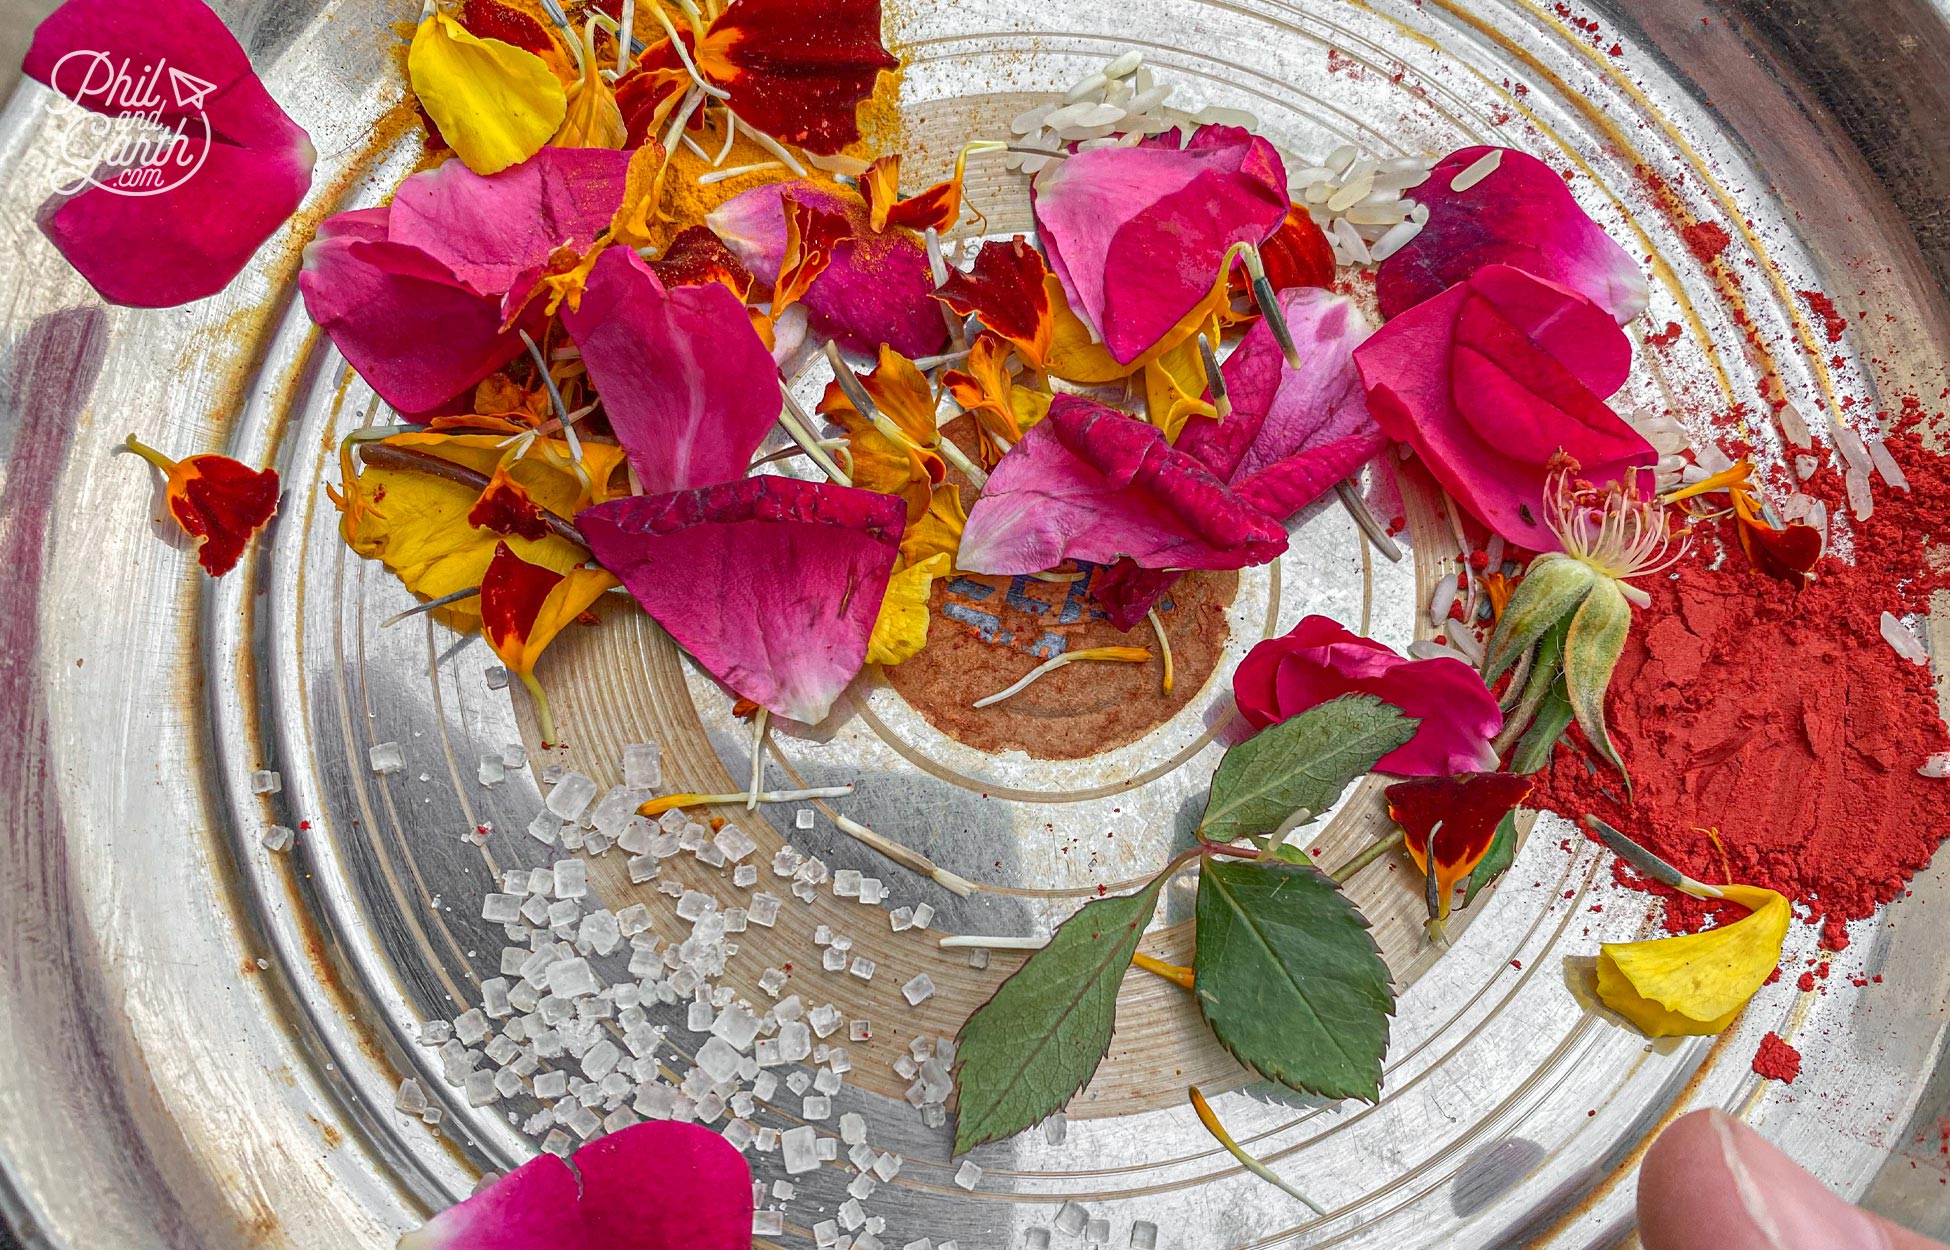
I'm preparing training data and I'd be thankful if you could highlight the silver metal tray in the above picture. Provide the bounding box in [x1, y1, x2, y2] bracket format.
[3, 0, 1948, 1246]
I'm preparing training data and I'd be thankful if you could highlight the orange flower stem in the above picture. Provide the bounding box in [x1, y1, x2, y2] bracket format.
[1131, 951, 1195, 991]
[520, 670, 559, 748]
[123, 434, 180, 474]
[1188, 1086, 1326, 1213]
[1329, 827, 1403, 884]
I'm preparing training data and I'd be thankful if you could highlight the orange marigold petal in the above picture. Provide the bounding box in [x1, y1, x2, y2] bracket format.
[862, 153, 961, 235]
[132, 439, 280, 578]
[773, 190, 849, 315]
[694, 0, 897, 155]
[1251, 202, 1336, 294]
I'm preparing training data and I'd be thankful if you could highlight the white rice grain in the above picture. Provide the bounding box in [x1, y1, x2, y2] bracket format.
[1368, 218, 1424, 262]
[1449, 149, 1503, 192]
[1868, 439, 1910, 490]
[1428, 571, 1460, 628]
[1829, 418, 1871, 475]
[1882, 611, 1929, 665]
[1011, 104, 1055, 134]
[1776, 400, 1812, 448]
[1064, 73, 1107, 104]
[1845, 465, 1874, 520]
[1105, 49, 1144, 78]
[1332, 217, 1373, 264]
[1918, 751, 1950, 779]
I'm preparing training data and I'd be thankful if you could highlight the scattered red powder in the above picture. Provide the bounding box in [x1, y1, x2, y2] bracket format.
[1682, 221, 1732, 263]
[1796, 970, 1816, 993]
[1800, 289, 1848, 343]
[1648, 322, 1683, 349]
[1753, 1032, 1802, 1083]
[1536, 431, 1950, 949]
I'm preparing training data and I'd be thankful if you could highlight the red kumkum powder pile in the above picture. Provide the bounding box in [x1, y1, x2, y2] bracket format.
[1537, 425, 1950, 949]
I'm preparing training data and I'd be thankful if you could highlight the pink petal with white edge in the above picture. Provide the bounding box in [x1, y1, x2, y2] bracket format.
[1032, 125, 1287, 363]
[1355, 265, 1653, 549]
[561, 248, 781, 494]
[579, 476, 906, 725]
[1233, 615, 1501, 777]
[299, 226, 530, 414]
[959, 394, 1288, 576]
[398, 1153, 591, 1250]
[1376, 145, 1649, 325]
[24, 0, 315, 307]
[389, 148, 633, 296]
[575, 1122, 754, 1250]
[706, 181, 947, 359]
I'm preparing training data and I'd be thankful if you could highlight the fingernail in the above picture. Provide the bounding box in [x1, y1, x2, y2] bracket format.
[1709, 1110, 1889, 1250]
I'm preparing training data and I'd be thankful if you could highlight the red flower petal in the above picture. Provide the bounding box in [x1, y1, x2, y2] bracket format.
[167, 454, 279, 576]
[560, 248, 781, 494]
[468, 468, 552, 541]
[480, 542, 565, 658]
[1233, 615, 1503, 777]
[461, 0, 558, 56]
[931, 236, 1053, 368]
[861, 153, 961, 234]
[1254, 202, 1336, 294]
[1737, 514, 1823, 584]
[1387, 771, 1534, 882]
[24, 0, 315, 307]
[397, 1151, 590, 1250]
[694, 0, 898, 155]
[957, 394, 1289, 575]
[578, 476, 906, 724]
[575, 1122, 756, 1250]
[1376, 146, 1649, 325]
[614, 49, 690, 149]
[650, 225, 757, 299]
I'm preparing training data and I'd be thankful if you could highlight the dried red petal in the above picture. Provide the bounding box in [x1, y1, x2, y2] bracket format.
[649, 225, 756, 300]
[1253, 202, 1336, 293]
[861, 154, 960, 234]
[1736, 514, 1823, 585]
[614, 39, 690, 149]
[168, 454, 281, 577]
[1386, 772, 1534, 881]
[468, 467, 551, 542]
[461, 0, 557, 56]
[480, 541, 564, 657]
[773, 190, 849, 314]
[694, 0, 897, 155]
[932, 236, 1053, 369]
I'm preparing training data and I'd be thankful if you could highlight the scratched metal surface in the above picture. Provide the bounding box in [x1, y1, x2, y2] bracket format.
[1, 0, 1948, 1247]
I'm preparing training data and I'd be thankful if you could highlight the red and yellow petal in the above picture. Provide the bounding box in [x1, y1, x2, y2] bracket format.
[468, 465, 552, 541]
[1386, 772, 1534, 917]
[773, 190, 850, 315]
[128, 437, 279, 577]
[650, 225, 756, 300]
[693, 0, 897, 155]
[861, 153, 961, 235]
[1251, 202, 1336, 294]
[932, 236, 1052, 369]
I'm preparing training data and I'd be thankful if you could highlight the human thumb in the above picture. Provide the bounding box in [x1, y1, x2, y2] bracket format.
[1639, 1109, 1946, 1250]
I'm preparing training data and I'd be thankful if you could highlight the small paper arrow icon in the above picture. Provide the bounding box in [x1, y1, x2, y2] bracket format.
[167, 65, 217, 111]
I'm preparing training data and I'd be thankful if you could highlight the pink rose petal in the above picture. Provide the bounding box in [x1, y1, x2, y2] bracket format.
[560, 248, 781, 494]
[1376, 145, 1649, 325]
[398, 1153, 591, 1250]
[1094, 289, 1381, 629]
[706, 180, 947, 359]
[1354, 264, 1654, 549]
[958, 394, 1289, 576]
[1233, 615, 1501, 777]
[389, 148, 633, 295]
[576, 1122, 754, 1250]
[1032, 125, 1287, 363]
[24, 0, 315, 307]
[579, 476, 905, 725]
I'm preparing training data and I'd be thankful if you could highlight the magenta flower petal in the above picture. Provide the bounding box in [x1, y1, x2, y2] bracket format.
[1233, 615, 1501, 776]
[575, 1122, 754, 1250]
[1376, 146, 1649, 325]
[24, 0, 315, 307]
[1095, 290, 1381, 629]
[560, 248, 781, 494]
[1354, 264, 1654, 549]
[299, 222, 528, 414]
[1031, 125, 1287, 363]
[579, 476, 906, 724]
[958, 394, 1288, 576]
[389, 148, 632, 296]
[397, 1153, 591, 1250]
[706, 181, 947, 359]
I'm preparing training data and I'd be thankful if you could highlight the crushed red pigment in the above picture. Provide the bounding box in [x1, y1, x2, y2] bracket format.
[1681, 220, 1732, 264]
[1536, 428, 1950, 950]
[1752, 1032, 1802, 1083]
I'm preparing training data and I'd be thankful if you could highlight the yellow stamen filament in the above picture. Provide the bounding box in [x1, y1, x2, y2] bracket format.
[1188, 1087, 1326, 1214]
[636, 784, 855, 817]
[972, 647, 1152, 709]
[1131, 951, 1194, 990]
[1146, 608, 1175, 694]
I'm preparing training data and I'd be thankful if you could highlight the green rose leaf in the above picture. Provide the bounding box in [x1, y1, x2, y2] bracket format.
[1193, 858, 1395, 1101]
[951, 876, 1166, 1155]
[1199, 695, 1417, 844]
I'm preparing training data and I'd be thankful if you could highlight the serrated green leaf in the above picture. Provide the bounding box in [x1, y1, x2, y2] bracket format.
[1509, 673, 1573, 776]
[1482, 554, 1595, 683]
[1564, 576, 1632, 780]
[1200, 695, 1417, 843]
[951, 877, 1165, 1154]
[1462, 810, 1521, 908]
[1193, 858, 1394, 1101]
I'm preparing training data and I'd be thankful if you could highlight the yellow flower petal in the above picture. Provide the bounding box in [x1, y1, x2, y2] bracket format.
[409, 13, 567, 175]
[1142, 327, 1220, 443]
[866, 553, 950, 666]
[1594, 884, 1789, 1037]
[501, 565, 617, 676]
[900, 484, 966, 569]
[551, 20, 628, 150]
[1044, 271, 1236, 386]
